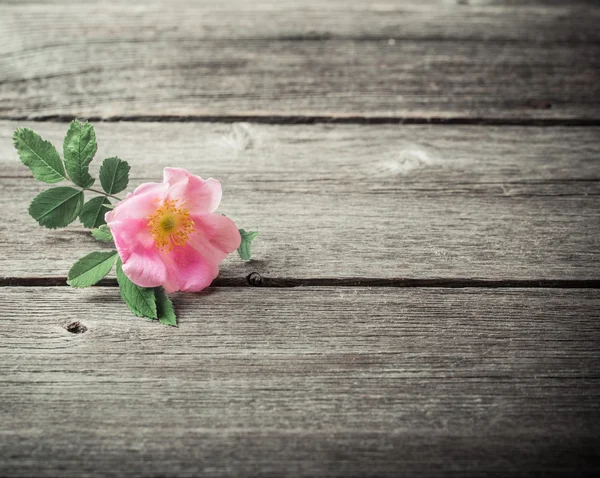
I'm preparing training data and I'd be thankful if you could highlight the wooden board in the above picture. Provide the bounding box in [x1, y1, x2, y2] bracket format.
[1, 1, 599, 120]
[4, 0, 600, 43]
[2, 1, 600, 475]
[1, 121, 599, 281]
[1, 286, 599, 477]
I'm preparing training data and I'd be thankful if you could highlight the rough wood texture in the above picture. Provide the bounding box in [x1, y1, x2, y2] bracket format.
[2, 0, 600, 475]
[1, 121, 599, 281]
[1, 1, 599, 119]
[1, 286, 599, 477]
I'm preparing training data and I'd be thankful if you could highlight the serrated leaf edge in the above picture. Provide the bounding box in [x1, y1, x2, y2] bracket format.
[80, 196, 111, 229]
[28, 187, 84, 229]
[99, 157, 130, 195]
[116, 259, 157, 319]
[67, 250, 118, 288]
[91, 225, 114, 242]
[155, 287, 177, 327]
[13, 128, 66, 183]
[63, 120, 97, 188]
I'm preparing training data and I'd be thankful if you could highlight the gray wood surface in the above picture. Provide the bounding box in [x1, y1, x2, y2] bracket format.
[1, 1, 599, 120]
[1, 121, 599, 281]
[1, 286, 599, 477]
[2, 0, 600, 476]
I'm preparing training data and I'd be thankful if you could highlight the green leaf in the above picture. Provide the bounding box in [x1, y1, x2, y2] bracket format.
[99, 157, 130, 194]
[63, 120, 97, 188]
[116, 259, 157, 319]
[13, 127, 66, 183]
[155, 287, 177, 326]
[28, 187, 84, 229]
[80, 196, 111, 229]
[237, 229, 259, 261]
[67, 250, 118, 288]
[91, 224, 114, 242]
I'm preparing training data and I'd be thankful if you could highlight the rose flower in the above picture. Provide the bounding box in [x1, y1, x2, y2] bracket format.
[106, 168, 240, 293]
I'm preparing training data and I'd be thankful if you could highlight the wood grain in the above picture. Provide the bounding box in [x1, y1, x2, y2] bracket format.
[1, 286, 599, 477]
[1, 121, 599, 281]
[1, 1, 599, 120]
[2, 1, 599, 476]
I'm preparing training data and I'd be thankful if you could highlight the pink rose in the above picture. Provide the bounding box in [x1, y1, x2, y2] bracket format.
[105, 168, 241, 293]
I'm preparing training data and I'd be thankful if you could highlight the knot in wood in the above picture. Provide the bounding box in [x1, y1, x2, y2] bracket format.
[65, 321, 87, 334]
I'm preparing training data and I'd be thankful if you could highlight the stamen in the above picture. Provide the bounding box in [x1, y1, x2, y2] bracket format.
[147, 199, 194, 252]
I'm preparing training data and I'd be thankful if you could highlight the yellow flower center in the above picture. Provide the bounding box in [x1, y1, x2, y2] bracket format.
[148, 200, 195, 252]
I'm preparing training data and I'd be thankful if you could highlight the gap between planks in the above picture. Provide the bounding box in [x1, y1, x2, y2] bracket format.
[3, 115, 600, 127]
[2, 276, 600, 289]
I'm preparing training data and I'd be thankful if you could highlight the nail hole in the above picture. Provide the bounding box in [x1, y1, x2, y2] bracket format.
[247, 272, 264, 287]
[65, 321, 87, 334]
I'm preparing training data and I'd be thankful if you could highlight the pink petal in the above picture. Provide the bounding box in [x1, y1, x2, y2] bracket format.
[163, 167, 222, 214]
[159, 244, 218, 293]
[107, 217, 154, 263]
[104, 167, 238, 293]
[107, 217, 167, 288]
[122, 244, 168, 288]
[189, 213, 242, 256]
[107, 181, 167, 221]
[155, 214, 240, 293]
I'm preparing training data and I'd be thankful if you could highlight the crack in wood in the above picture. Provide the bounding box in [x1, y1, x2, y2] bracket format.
[2, 276, 599, 288]
[3, 115, 600, 127]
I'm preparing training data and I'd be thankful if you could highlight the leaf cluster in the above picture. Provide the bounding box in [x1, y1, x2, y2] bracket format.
[14, 121, 176, 326]
[66, 249, 177, 327]
[12, 120, 260, 328]
[13, 121, 130, 229]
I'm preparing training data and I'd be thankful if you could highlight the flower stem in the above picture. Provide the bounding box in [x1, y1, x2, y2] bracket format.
[84, 188, 122, 201]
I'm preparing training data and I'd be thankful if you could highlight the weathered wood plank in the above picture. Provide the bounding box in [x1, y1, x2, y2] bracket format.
[4, 0, 600, 44]
[1, 286, 599, 476]
[1, 121, 599, 281]
[1, 1, 599, 119]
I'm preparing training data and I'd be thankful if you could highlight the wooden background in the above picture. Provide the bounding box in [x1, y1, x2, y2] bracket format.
[1, 1, 599, 476]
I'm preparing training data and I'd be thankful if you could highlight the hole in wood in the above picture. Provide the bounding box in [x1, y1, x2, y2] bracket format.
[65, 321, 87, 334]
[247, 272, 264, 286]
